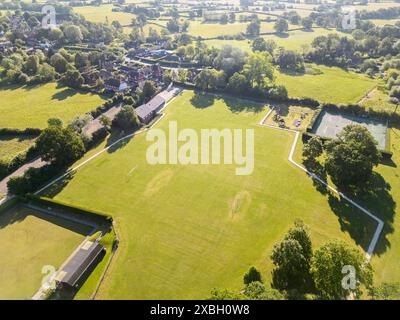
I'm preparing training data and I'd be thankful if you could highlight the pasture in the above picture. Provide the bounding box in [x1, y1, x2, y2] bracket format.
[74, 4, 135, 26]
[203, 28, 351, 52]
[0, 83, 106, 129]
[276, 64, 377, 104]
[0, 204, 90, 299]
[0, 135, 36, 162]
[43, 90, 379, 299]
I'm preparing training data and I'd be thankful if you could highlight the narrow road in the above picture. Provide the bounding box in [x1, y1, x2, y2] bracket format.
[0, 157, 47, 196]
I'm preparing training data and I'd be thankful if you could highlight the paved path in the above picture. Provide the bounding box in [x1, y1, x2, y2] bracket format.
[83, 104, 122, 136]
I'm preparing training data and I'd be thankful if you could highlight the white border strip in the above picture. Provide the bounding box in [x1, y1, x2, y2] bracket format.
[259, 108, 384, 260]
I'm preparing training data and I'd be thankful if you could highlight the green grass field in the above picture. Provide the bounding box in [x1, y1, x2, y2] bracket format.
[360, 87, 399, 114]
[0, 83, 105, 129]
[187, 20, 298, 38]
[42, 90, 381, 299]
[74, 4, 136, 26]
[0, 135, 36, 162]
[0, 205, 90, 299]
[276, 64, 377, 104]
[204, 28, 350, 52]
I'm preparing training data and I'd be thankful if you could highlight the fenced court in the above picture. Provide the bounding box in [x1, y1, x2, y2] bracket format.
[312, 111, 388, 150]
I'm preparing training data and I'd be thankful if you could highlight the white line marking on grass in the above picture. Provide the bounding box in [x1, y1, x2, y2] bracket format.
[128, 165, 138, 176]
[258, 115, 384, 260]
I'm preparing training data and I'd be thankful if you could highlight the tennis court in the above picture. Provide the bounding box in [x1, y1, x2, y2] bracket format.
[312, 111, 388, 150]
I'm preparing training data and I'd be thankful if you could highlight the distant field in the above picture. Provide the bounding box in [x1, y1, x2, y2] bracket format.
[187, 20, 297, 38]
[204, 28, 350, 52]
[0, 205, 90, 299]
[74, 4, 135, 26]
[0, 135, 36, 162]
[356, 2, 400, 12]
[45, 90, 376, 299]
[369, 19, 400, 26]
[0, 83, 106, 129]
[276, 64, 377, 104]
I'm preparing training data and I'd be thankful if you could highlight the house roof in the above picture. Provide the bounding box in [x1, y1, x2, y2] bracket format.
[57, 241, 104, 287]
[136, 95, 166, 120]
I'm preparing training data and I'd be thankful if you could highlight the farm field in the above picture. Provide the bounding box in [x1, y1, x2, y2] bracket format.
[74, 4, 135, 26]
[355, 2, 400, 12]
[369, 19, 400, 26]
[276, 64, 377, 104]
[0, 83, 106, 129]
[0, 204, 91, 299]
[187, 20, 297, 38]
[204, 28, 350, 52]
[0, 135, 35, 162]
[44, 90, 379, 299]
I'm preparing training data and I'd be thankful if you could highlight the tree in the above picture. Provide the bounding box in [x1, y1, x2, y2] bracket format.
[24, 55, 39, 75]
[274, 18, 289, 33]
[252, 37, 267, 52]
[194, 69, 224, 91]
[50, 53, 70, 74]
[140, 80, 157, 102]
[325, 125, 381, 188]
[61, 69, 84, 88]
[246, 18, 261, 36]
[75, 52, 90, 69]
[243, 266, 262, 285]
[311, 240, 373, 300]
[48, 27, 64, 42]
[36, 126, 85, 167]
[303, 136, 323, 161]
[99, 115, 112, 130]
[274, 48, 304, 72]
[271, 221, 313, 290]
[63, 25, 83, 43]
[213, 45, 247, 77]
[209, 288, 244, 300]
[243, 282, 284, 300]
[301, 17, 313, 29]
[112, 105, 140, 132]
[242, 51, 274, 89]
[227, 72, 248, 93]
[47, 118, 63, 127]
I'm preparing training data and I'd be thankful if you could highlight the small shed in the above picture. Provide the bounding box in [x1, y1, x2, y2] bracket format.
[56, 240, 105, 288]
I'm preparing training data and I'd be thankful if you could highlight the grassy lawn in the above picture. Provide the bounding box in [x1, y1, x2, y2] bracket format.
[0, 135, 36, 162]
[0, 205, 90, 299]
[0, 83, 106, 129]
[43, 90, 378, 299]
[74, 4, 135, 26]
[369, 19, 400, 26]
[292, 126, 400, 288]
[276, 64, 377, 104]
[370, 128, 400, 285]
[360, 87, 399, 114]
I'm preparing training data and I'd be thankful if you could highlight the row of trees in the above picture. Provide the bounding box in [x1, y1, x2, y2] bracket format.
[212, 220, 400, 300]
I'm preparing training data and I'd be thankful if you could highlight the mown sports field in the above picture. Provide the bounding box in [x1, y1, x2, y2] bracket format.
[0, 83, 105, 129]
[41, 90, 390, 299]
[0, 204, 91, 299]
